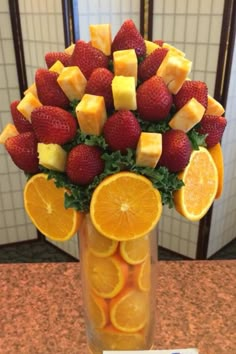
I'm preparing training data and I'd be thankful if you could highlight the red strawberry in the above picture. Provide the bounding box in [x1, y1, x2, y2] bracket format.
[70, 40, 109, 79]
[35, 69, 70, 109]
[45, 52, 71, 68]
[85, 68, 114, 111]
[136, 76, 173, 121]
[5, 132, 39, 173]
[138, 47, 168, 82]
[197, 115, 227, 147]
[153, 39, 164, 47]
[173, 81, 208, 111]
[103, 110, 141, 153]
[10, 100, 33, 133]
[158, 130, 192, 172]
[66, 144, 104, 185]
[31, 106, 77, 144]
[111, 19, 146, 58]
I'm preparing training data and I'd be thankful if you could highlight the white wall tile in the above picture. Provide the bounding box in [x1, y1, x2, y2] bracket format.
[212, 0, 224, 14]
[174, 15, 186, 42]
[187, 0, 199, 14]
[5, 65, 18, 87]
[186, 15, 198, 43]
[210, 15, 223, 43]
[199, 0, 212, 14]
[176, 0, 187, 13]
[195, 44, 208, 71]
[0, 65, 7, 88]
[164, 0, 175, 14]
[197, 15, 210, 42]
[2, 40, 16, 64]
[163, 15, 174, 42]
[0, 14, 13, 39]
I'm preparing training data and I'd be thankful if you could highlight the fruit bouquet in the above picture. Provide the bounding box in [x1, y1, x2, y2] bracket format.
[0, 19, 226, 352]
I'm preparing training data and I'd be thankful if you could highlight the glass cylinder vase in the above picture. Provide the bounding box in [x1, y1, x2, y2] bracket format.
[78, 213, 158, 353]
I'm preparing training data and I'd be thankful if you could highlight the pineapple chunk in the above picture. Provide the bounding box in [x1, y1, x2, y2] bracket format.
[169, 98, 205, 132]
[17, 92, 42, 121]
[76, 94, 107, 136]
[163, 43, 185, 57]
[49, 60, 65, 74]
[136, 132, 162, 168]
[145, 40, 160, 55]
[37, 143, 67, 172]
[113, 49, 138, 85]
[90, 24, 112, 56]
[0, 123, 19, 144]
[57, 66, 87, 101]
[206, 95, 225, 116]
[24, 83, 38, 99]
[65, 43, 75, 55]
[157, 52, 192, 94]
[112, 76, 137, 111]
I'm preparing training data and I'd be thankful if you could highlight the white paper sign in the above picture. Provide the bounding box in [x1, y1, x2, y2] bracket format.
[103, 349, 198, 354]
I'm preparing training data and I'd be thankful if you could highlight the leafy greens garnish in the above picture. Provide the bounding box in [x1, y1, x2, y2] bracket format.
[187, 128, 207, 150]
[40, 146, 184, 212]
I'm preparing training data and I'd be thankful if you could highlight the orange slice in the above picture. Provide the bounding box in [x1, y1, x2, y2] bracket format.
[87, 252, 128, 299]
[24, 173, 83, 241]
[90, 172, 162, 241]
[86, 293, 109, 329]
[134, 256, 151, 292]
[110, 287, 148, 333]
[174, 147, 218, 221]
[208, 143, 224, 199]
[86, 215, 118, 257]
[94, 325, 146, 350]
[120, 233, 150, 265]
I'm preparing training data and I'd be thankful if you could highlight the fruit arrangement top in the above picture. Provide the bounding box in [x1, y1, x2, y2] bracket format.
[0, 19, 227, 224]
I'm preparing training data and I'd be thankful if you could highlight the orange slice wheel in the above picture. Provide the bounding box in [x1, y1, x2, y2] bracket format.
[90, 172, 162, 241]
[174, 147, 218, 221]
[87, 252, 128, 299]
[24, 173, 83, 241]
[109, 287, 148, 332]
[86, 215, 118, 257]
[120, 233, 150, 265]
[208, 143, 224, 199]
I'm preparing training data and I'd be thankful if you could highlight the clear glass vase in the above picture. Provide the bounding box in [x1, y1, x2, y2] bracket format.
[78, 213, 158, 353]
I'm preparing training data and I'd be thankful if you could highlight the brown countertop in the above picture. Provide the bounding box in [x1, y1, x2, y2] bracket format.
[0, 260, 235, 354]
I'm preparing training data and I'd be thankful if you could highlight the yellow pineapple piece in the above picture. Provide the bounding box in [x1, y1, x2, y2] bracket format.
[24, 83, 38, 99]
[113, 49, 138, 85]
[17, 92, 42, 121]
[37, 143, 67, 172]
[157, 52, 192, 94]
[206, 95, 225, 116]
[65, 43, 75, 55]
[136, 132, 162, 168]
[112, 76, 137, 111]
[90, 24, 112, 56]
[76, 94, 107, 136]
[57, 66, 87, 101]
[49, 60, 64, 74]
[163, 43, 185, 57]
[145, 40, 160, 55]
[0, 123, 19, 144]
[169, 98, 205, 132]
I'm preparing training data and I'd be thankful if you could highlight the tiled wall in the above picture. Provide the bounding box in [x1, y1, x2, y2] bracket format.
[77, 0, 140, 41]
[18, 0, 65, 85]
[152, 0, 224, 258]
[0, 0, 37, 244]
[207, 32, 236, 257]
[17, 0, 80, 259]
[153, 0, 224, 95]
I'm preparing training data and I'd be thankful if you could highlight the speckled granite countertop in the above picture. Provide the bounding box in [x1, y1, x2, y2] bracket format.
[0, 260, 235, 354]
